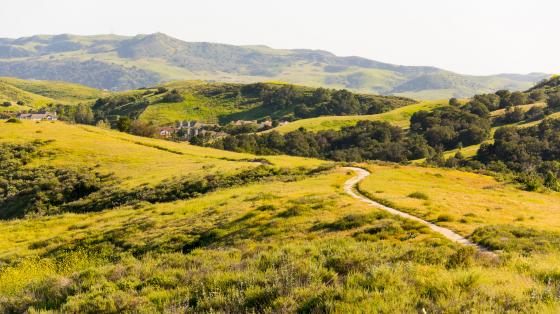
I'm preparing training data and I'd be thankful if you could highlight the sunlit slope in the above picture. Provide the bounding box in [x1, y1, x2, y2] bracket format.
[0, 77, 108, 104]
[0, 77, 108, 111]
[358, 163, 560, 235]
[0, 168, 405, 259]
[268, 100, 447, 133]
[0, 121, 324, 187]
[1, 121, 560, 311]
[1, 163, 554, 313]
[0, 80, 53, 111]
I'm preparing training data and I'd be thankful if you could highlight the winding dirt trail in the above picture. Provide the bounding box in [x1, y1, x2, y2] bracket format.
[343, 167, 489, 250]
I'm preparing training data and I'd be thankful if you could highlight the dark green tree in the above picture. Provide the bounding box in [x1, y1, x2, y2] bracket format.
[117, 116, 132, 132]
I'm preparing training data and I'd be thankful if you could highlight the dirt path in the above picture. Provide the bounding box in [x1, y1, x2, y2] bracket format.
[343, 166, 490, 250]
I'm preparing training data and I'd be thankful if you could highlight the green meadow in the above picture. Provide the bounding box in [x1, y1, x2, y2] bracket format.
[1, 121, 560, 312]
[268, 100, 447, 134]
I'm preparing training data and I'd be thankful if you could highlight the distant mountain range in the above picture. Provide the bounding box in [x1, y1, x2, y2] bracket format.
[0, 33, 550, 99]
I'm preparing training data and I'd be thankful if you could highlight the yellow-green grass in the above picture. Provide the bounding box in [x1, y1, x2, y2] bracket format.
[139, 92, 231, 125]
[0, 77, 108, 105]
[1, 164, 560, 312]
[268, 100, 447, 134]
[1, 125, 560, 311]
[0, 81, 53, 110]
[359, 163, 560, 236]
[0, 169, 377, 259]
[392, 89, 461, 100]
[0, 168, 440, 298]
[0, 121, 324, 187]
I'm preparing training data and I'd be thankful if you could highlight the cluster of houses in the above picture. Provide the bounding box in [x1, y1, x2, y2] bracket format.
[231, 119, 289, 128]
[157, 119, 289, 140]
[157, 120, 226, 140]
[17, 112, 58, 121]
[13, 111, 290, 143]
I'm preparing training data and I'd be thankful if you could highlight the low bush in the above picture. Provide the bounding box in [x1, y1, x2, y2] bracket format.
[470, 225, 560, 254]
[5, 118, 21, 123]
[408, 191, 429, 200]
[321, 214, 376, 231]
[436, 214, 454, 222]
[256, 204, 277, 211]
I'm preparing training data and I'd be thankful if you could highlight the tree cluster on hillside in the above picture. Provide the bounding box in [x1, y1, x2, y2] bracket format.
[528, 76, 560, 92]
[494, 106, 549, 125]
[209, 121, 435, 163]
[206, 103, 492, 163]
[477, 119, 560, 191]
[464, 79, 560, 126]
[410, 106, 491, 150]
[247, 84, 414, 119]
[459, 90, 538, 116]
[161, 89, 184, 103]
[115, 116, 158, 137]
[92, 93, 149, 121]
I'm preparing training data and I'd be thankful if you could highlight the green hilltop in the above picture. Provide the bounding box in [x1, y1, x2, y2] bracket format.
[0, 33, 549, 98]
[92, 80, 416, 126]
[0, 77, 108, 111]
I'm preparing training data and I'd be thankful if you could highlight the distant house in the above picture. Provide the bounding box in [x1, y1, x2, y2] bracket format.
[259, 120, 273, 129]
[278, 121, 289, 126]
[175, 120, 217, 139]
[18, 112, 58, 121]
[232, 120, 258, 126]
[158, 127, 177, 138]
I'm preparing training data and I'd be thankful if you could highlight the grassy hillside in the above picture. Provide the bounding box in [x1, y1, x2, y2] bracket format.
[0, 80, 53, 111]
[0, 33, 548, 98]
[0, 121, 322, 188]
[94, 80, 415, 126]
[0, 77, 108, 104]
[268, 99, 447, 133]
[0, 77, 107, 111]
[358, 163, 560, 235]
[2, 121, 560, 311]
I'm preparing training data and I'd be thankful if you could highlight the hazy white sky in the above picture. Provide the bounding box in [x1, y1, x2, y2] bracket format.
[1, 0, 558, 75]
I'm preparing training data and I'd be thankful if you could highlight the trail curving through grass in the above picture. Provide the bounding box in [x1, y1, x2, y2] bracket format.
[343, 166, 492, 252]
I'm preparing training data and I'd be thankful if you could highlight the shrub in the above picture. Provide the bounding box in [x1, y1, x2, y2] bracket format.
[436, 214, 454, 222]
[256, 204, 277, 211]
[446, 246, 476, 269]
[6, 118, 21, 123]
[362, 219, 404, 235]
[408, 192, 429, 200]
[547, 92, 560, 109]
[162, 89, 184, 103]
[470, 225, 560, 254]
[322, 214, 375, 231]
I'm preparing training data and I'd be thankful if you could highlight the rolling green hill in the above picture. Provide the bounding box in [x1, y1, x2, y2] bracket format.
[0, 33, 549, 98]
[93, 80, 416, 125]
[0, 77, 108, 111]
[267, 99, 447, 133]
[2, 121, 560, 312]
